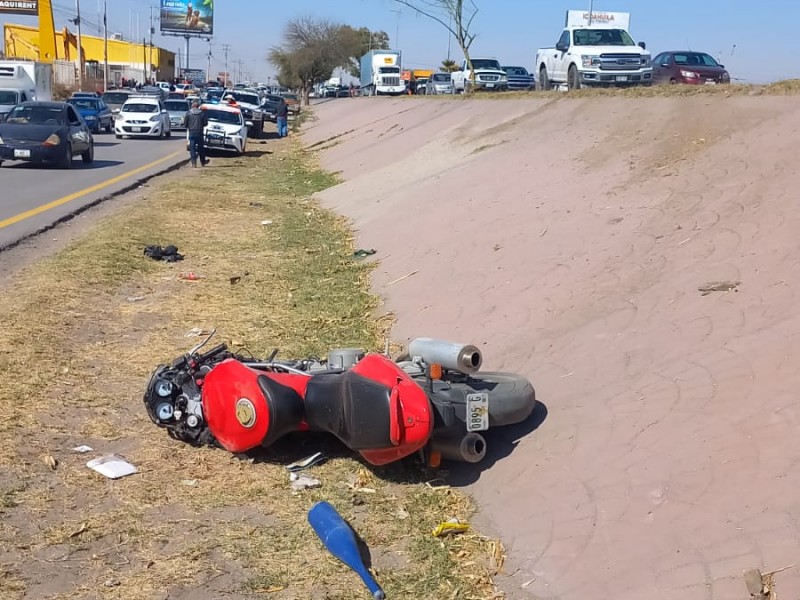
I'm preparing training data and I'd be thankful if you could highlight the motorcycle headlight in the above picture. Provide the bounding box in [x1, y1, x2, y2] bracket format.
[43, 133, 61, 147]
[155, 402, 174, 421]
[155, 379, 173, 397]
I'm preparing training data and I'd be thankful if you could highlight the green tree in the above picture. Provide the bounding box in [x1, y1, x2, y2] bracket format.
[441, 58, 460, 72]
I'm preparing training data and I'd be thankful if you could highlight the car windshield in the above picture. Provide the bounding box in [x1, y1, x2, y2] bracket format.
[4, 105, 64, 125]
[165, 100, 189, 111]
[470, 60, 501, 70]
[68, 99, 100, 110]
[379, 67, 400, 74]
[103, 93, 129, 103]
[122, 103, 158, 113]
[673, 52, 720, 67]
[431, 73, 451, 82]
[229, 93, 260, 105]
[0, 91, 18, 104]
[573, 28, 636, 46]
[503, 67, 529, 76]
[205, 109, 241, 125]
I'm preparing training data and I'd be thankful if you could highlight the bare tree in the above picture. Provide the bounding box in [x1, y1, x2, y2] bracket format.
[393, 1, 478, 85]
[268, 17, 355, 106]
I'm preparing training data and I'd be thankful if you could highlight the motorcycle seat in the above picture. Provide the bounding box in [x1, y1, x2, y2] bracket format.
[304, 371, 395, 450]
[256, 374, 306, 446]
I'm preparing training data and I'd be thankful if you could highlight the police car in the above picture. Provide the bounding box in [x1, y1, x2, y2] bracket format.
[190, 102, 248, 155]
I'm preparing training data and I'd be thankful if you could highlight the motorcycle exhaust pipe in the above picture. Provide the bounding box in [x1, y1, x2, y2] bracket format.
[430, 432, 487, 463]
[407, 337, 482, 374]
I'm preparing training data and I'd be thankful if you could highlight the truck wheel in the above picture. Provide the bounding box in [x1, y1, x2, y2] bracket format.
[567, 65, 581, 91]
[537, 67, 549, 91]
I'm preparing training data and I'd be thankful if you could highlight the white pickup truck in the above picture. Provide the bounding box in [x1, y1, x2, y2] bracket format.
[451, 58, 508, 93]
[535, 10, 652, 91]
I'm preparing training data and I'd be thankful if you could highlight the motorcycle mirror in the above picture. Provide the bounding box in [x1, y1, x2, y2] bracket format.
[266, 348, 279, 362]
[189, 328, 217, 356]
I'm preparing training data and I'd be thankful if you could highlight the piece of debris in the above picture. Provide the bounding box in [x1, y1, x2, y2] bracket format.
[229, 271, 250, 285]
[432, 518, 470, 538]
[42, 454, 58, 470]
[286, 452, 326, 472]
[72, 445, 93, 454]
[86, 455, 138, 480]
[179, 272, 204, 281]
[69, 523, 88, 538]
[261, 219, 274, 225]
[182, 479, 199, 487]
[143, 245, 184, 262]
[103, 578, 121, 588]
[385, 270, 418, 287]
[126, 295, 146, 303]
[290, 475, 322, 491]
[493, 244, 502, 251]
[249, 202, 265, 208]
[745, 568, 769, 599]
[353, 248, 377, 260]
[185, 327, 211, 338]
[698, 280, 741, 296]
[396, 509, 410, 520]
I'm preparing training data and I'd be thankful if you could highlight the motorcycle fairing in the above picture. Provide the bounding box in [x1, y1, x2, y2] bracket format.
[202, 359, 306, 453]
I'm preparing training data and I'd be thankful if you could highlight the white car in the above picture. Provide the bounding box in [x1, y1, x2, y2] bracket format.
[190, 103, 248, 155]
[115, 95, 171, 139]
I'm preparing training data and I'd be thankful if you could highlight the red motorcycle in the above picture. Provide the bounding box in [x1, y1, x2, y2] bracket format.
[144, 332, 536, 467]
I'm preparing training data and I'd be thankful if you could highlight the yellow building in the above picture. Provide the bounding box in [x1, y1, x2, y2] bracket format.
[3, 23, 176, 84]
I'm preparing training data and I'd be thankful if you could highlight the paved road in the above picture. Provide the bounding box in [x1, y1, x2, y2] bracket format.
[0, 132, 187, 249]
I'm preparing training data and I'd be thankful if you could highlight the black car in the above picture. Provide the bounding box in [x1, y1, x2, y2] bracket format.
[261, 94, 287, 122]
[502, 66, 535, 91]
[0, 101, 94, 168]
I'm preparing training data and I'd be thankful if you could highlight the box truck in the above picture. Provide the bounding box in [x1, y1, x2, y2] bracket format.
[359, 50, 406, 97]
[0, 61, 53, 120]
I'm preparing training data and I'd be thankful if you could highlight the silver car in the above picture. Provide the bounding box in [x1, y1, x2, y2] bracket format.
[164, 98, 191, 131]
[426, 72, 455, 95]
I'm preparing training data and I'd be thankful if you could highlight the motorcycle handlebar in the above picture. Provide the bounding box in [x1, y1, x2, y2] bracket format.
[196, 343, 228, 364]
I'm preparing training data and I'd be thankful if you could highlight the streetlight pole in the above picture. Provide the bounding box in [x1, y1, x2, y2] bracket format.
[588, 0, 594, 25]
[75, 0, 84, 90]
[390, 9, 401, 48]
[103, 1, 108, 91]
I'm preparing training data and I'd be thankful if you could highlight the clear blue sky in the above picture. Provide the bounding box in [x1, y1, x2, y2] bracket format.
[1, 0, 795, 83]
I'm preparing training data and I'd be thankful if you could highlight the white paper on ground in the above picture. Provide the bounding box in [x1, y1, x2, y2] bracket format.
[72, 445, 94, 453]
[86, 455, 138, 479]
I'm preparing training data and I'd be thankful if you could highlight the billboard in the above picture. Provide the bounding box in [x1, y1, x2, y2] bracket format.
[160, 0, 213, 36]
[565, 10, 631, 31]
[0, 0, 38, 15]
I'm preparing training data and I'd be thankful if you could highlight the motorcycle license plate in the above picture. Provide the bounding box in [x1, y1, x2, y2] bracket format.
[466, 392, 489, 432]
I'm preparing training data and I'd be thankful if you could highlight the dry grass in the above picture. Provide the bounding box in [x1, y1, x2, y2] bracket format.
[0, 128, 504, 599]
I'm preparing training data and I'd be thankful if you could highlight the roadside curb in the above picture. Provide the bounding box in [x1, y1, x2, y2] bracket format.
[0, 156, 190, 254]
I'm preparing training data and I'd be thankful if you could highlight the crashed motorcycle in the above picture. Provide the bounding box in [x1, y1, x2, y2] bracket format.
[143, 332, 536, 467]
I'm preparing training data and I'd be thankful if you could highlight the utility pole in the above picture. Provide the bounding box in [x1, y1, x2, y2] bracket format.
[103, 1, 108, 91]
[143, 37, 147, 84]
[588, 0, 594, 25]
[222, 43, 230, 86]
[390, 9, 401, 48]
[148, 5, 155, 83]
[75, 0, 84, 90]
[206, 41, 212, 84]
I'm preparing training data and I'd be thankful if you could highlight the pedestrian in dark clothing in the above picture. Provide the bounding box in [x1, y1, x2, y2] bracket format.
[185, 101, 209, 167]
[276, 99, 289, 138]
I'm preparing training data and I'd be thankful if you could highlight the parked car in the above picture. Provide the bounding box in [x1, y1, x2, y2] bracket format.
[164, 98, 191, 130]
[281, 93, 301, 114]
[101, 89, 132, 121]
[414, 77, 429, 95]
[426, 72, 455, 95]
[502, 66, 535, 91]
[652, 51, 731, 85]
[0, 101, 94, 168]
[261, 94, 287, 122]
[196, 102, 248, 155]
[67, 95, 113, 133]
[114, 95, 171, 139]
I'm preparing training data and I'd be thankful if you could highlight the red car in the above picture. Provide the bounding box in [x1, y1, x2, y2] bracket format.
[652, 51, 731, 85]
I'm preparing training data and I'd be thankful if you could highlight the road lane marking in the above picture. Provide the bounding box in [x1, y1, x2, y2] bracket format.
[0, 151, 184, 230]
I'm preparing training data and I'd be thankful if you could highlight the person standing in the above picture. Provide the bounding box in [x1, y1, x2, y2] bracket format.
[185, 101, 209, 167]
[276, 98, 289, 138]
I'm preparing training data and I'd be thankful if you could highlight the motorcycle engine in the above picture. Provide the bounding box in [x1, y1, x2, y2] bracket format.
[143, 364, 217, 446]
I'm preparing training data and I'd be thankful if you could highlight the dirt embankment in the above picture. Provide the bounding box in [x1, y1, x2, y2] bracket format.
[304, 94, 800, 600]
